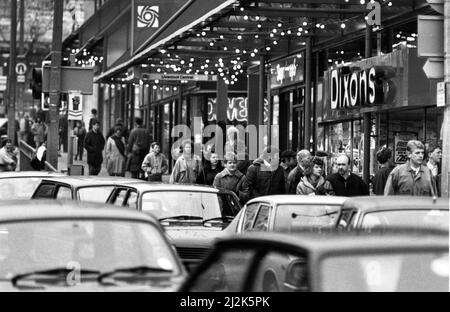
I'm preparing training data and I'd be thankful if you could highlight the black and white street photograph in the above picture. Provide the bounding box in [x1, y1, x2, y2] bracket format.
[0, 0, 448, 296]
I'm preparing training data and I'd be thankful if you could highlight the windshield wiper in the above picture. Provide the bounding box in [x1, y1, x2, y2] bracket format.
[11, 267, 100, 288]
[97, 265, 173, 285]
[159, 215, 203, 221]
[202, 216, 235, 224]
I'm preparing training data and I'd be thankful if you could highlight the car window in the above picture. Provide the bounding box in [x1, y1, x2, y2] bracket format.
[112, 189, 128, 207]
[360, 210, 449, 231]
[337, 209, 357, 229]
[187, 248, 255, 292]
[77, 186, 115, 203]
[0, 220, 181, 279]
[273, 204, 341, 232]
[32, 183, 56, 199]
[0, 177, 44, 200]
[242, 203, 260, 232]
[321, 252, 449, 292]
[56, 186, 72, 200]
[125, 191, 138, 209]
[252, 205, 271, 231]
[141, 191, 235, 220]
[251, 251, 308, 292]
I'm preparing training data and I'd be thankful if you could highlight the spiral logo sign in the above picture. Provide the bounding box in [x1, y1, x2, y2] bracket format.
[137, 5, 159, 28]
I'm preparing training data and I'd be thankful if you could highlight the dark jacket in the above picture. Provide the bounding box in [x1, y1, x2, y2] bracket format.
[372, 165, 395, 195]
[84, 130, 105, 166]
[213, 169, 250, 205]
[246, 158, 286, 199]
[325, 172, 369, 197]
[196, 162, 223, 186]
[384, 161, 436, 196]
[286, 165, 304, 194]
[127, 126, 151, 172]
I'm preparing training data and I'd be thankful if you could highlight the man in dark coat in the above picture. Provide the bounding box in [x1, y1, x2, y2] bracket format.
[324, 155, 369, 197]
[127, 117, 151, 179]
[372, 147, 395, 195]
[286, 149, 311, 194]
[246, 147, 285, 199]
[84, 119, 105, 176]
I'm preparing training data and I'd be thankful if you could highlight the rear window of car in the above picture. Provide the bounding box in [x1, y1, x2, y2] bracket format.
[361, 210, 449, 231]
[273, 204, 340, 231]
[77, 186, 115, 203]
[321, 252, 449, 292]
[0, 177, 45, 200]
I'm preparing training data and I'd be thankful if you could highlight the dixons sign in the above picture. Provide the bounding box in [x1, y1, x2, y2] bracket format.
[330, 66, 385, 109]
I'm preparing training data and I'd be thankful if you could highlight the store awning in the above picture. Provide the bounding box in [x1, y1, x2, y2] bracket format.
[94, 0, 236, 82]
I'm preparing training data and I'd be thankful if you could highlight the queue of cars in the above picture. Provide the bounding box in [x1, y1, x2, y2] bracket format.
[0, 171, 448, 292]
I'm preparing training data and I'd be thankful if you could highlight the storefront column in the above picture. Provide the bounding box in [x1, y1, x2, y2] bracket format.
[259, 55, 266, 127]
[216, 78, 228, 124]
[178, 84, 183, 125]
[304, 37, 312, 151]
[363, 25, 373, 184]
[442, 0, 450, 197]
[248, 74, 260, 127]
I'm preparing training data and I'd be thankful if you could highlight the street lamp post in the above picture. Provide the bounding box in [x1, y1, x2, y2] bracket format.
[7, 0, 17, 144]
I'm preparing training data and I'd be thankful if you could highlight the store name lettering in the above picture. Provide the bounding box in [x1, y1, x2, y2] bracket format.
[276, 59, 298, 84]
[208, 97, 269, 122]
[330, 67, 382, 109]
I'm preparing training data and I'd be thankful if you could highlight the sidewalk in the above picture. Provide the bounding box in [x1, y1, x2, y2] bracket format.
[57, 152, 170, 182]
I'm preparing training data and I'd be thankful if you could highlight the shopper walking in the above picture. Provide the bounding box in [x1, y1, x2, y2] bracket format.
[142, 142, 168, 182]
[324, 154, 369, 197]
[213, 152, 250, 205]
[127, 117, 151, 179]
[384, 140, 437, 196]
[372, 147, 395, 195]
[84, 119, 105, 176]
[105, 126, 127, 177]
[74, 121, 87, 161]
[196, 151, 223, 186]
[296, 156, 327, 196]
[286, 149, 311, 194]
[170, 140, 202, 184]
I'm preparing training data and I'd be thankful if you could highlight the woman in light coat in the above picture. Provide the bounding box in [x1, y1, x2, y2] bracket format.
[170, 140, 202, 184]
[105, 126, 127, 177]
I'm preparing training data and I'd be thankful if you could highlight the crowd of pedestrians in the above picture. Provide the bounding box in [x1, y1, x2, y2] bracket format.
[5, 112, 443, 204]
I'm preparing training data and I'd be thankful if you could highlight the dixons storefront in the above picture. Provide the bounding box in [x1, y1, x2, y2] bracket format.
[317, 46, 443, 177]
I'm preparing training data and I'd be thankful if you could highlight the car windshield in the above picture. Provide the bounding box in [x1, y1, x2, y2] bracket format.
[273, 204, 341, 231]
[0, 220, 180, 280]
[0, 177, 43, 200]
[77, 186, 116, 203]
[141, 191, 240, 220]
[361, 210, 449, 231]
[321, 252, 449, 291]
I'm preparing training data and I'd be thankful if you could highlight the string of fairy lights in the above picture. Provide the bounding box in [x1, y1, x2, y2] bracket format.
[78, 0, 417, 90]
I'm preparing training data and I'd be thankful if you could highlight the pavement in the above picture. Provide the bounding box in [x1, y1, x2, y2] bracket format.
[57, 151, 171, 182]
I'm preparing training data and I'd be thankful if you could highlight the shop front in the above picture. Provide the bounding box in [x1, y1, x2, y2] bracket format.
[269, 54, 306, 152]
[317, 46, 443, 178]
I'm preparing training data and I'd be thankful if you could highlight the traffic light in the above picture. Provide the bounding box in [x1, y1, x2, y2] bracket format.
[30, 67, 42, 99]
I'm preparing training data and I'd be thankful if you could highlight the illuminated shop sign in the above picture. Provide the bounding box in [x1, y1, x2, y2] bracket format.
[270, 55, 304, 89]
[208, 97, 269, 123]
[330, 66, 385, 109]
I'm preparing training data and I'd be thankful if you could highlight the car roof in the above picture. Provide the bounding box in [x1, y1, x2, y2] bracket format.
[217, 230, 449, 255]
[38, 176, 142, 187]
[247, 195, 349, 206]
[342, 196, 449, 211]
[0, 200, 159, 224]
[120, 182, 230, 194]
[0, 171, 66, 179]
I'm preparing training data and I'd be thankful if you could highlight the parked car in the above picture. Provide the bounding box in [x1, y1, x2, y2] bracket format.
[31, 176, 141, 203]
[105, 183, 242, 270]
[179, 230, 449, 292]
[0, 172, 66, 200]
[225, 195, 348, 235]
[0, 200, 186, 291]
[337, 196, 449, 231]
